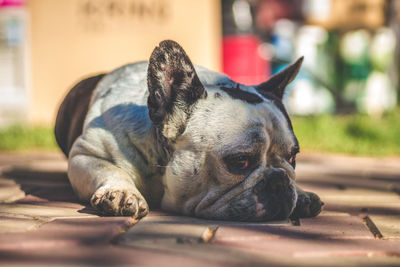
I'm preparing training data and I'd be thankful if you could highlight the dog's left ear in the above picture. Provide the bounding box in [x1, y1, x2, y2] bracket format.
[147, 40, 206, 140]
[256, 57, 303, 100]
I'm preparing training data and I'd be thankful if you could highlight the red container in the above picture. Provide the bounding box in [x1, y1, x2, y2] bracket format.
[0, 0, 25, 7]
[222, 34, 270, 85]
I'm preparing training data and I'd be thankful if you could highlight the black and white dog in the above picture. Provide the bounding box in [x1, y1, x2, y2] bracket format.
[55, 40, 323, 221]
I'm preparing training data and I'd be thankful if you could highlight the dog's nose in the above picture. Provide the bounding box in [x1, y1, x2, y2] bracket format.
[265, 168, 291, 194]
[253, 168, 292, 197]
[251, 168, 295, 220]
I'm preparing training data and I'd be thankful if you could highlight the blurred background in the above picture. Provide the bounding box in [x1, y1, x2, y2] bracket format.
[0, 0, 399, 156]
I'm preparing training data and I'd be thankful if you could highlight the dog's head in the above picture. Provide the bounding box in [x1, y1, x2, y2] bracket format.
[147, 40, 302, 221]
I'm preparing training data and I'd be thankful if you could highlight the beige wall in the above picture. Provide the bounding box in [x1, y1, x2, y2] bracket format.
[28, 0, 222, 125]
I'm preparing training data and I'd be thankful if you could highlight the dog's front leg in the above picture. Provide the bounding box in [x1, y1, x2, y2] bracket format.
[68, 153, 148, 218]
[291, 185, 324, 218]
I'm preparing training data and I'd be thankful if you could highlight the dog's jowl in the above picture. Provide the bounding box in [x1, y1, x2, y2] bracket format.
[55, 40, 323, 221]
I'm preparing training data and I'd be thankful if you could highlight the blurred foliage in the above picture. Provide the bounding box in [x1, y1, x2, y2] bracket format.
[292, 109, 400, 156]
[0, 125, 57, 151]
[0, 111, 400, 157]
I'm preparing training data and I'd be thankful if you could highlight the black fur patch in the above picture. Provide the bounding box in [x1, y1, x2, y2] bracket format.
[55, 74, 105, 157]
[255, 57, 303, 100]
[147, 40, 205, 128]
[214, 92, 222, 99]
[257, 90, 299, 149]
[220, 85, 263, 104]
[257, 91, 293, 130]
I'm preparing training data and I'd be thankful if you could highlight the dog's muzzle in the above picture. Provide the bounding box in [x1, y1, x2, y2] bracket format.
[195, 167, 298, 222]
[250, 168, 297, 220]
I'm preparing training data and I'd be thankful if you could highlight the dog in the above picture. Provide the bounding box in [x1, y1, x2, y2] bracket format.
[55, 40, 323, 221]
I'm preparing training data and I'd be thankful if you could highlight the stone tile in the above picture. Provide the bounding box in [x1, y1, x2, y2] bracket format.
[146, 210, 176, 216]
[369, 215, 400, 240]
[0, 216, 238, 266]
[0, 203, 97, 219]
[117, 214, 297, 266]
[319, 190, 399, 203]
[119, 214, 292, 246]
[287, 256, 400, 267]
[316, 256, 400, 267]
[296, 154, 400, 197]
[0, 244, 237, 267]
[0, 177, 26, 203]
[214, 228, 400, 259]
[146, 211, 293, 226]
[14, 194, 94, 213]
[319, 192, 400, 216]
[0, 176, 16, 186]
[19, 186, 78, 203]
[118, 214, 290, 249]
[23, 159, 67, 173]
[299, 213, 374, 240]
[0, 215, 51, 233]
[0, 152, 400, 266]
[296, 179, 400, 217]
[0, 152, 66, 170]
[0, 184, 25, 203]
[118, 215, 218, 247]
[14, 194, 51, 204]
[0, 164, 11, 174]
[213, 212, 372, 244]
[296, 172, 400, 197]
[211, 211, 400, 258]
[145, 212, 293, 225]
[2, 168, 70, 187]
[32, 200, 93, 211]
[0, 217, 136, 250]
[297, 153, 400, 175]
[324, 202, 400, 217]
[1, 167, 79, 203]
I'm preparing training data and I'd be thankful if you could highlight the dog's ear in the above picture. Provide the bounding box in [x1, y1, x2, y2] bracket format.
[256, 57, 303, 100]
[147, 40, 206, 140]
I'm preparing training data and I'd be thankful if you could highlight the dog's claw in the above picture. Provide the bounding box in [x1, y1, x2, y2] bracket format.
[291, 191, 323, 219]
[138, 200, 147, 213]
[90, 187, 149, 219]
[126, 198, 133, 205]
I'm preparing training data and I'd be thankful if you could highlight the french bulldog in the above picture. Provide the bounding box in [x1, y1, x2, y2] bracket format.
[55, 40, 323, 221]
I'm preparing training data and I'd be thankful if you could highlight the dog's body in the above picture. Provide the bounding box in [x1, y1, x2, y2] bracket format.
[55, 40, 323, 221]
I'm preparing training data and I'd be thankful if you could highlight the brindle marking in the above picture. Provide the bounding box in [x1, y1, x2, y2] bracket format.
[220, 84, 263, 104]
[55, 74, 105, 157]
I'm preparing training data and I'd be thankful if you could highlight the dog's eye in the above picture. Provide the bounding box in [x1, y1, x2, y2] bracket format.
[224, 154, 258, 175]
[287, 146, 299, 169]
[234, 155, 249, 169]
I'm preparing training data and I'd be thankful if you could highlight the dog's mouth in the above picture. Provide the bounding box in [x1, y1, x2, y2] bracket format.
[193, 168, 297, 221]
[249, 178, 297, 221]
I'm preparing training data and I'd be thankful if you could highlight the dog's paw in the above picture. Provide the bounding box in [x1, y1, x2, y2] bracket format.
[290, 191, 324, 219]
[90, 186, 149, 219]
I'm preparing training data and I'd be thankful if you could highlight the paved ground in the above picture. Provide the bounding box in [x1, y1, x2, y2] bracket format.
[0, 151, 399, 266]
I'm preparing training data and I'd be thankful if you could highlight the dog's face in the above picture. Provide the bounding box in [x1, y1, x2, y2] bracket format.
[147, 40, 302, 221]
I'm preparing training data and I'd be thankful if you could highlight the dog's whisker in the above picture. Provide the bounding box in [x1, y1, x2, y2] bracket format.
[155, 164, 171, 168]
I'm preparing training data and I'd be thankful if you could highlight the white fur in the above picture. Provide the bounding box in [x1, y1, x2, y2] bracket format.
[68, 62, 298, 220]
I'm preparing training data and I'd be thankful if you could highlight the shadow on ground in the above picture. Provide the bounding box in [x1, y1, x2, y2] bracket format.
[3, 168, 78, 203]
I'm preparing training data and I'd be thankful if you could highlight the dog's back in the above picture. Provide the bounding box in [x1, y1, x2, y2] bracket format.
[54, 74, 105, 157]
[54, 59, 231, 159]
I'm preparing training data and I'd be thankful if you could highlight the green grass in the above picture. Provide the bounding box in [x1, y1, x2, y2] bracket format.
[0, 110, 400, 156]
[0, 125, 57, 151]
[292, 110, 400, 156]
